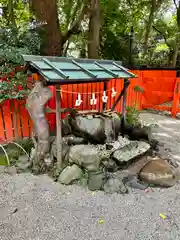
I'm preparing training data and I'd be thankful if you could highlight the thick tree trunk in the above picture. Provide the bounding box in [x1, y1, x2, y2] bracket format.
[30, 0, 64, 56]
[88, 0, 101, 59]
[26, 81, 52, 173]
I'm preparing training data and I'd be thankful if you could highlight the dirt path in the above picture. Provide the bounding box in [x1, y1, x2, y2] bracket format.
[1, 112, 180, 240]
[140, 112, 180, 164]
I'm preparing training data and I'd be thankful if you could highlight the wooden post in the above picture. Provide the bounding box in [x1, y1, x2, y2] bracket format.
[172, 78, 180, 117]
[122, 79, 128, 124]
[120, 79, 129, 137]
[111, 79, 130, 111]
[103, 82, 107, 111]
[56, 85, 62, 169]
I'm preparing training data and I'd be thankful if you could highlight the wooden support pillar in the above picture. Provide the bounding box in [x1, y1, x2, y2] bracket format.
[103, 82, 107, 111]
[172, 78, 180, 117]
[122, 79, 128, 124]
[56, 85, 62, 169]
[111, 79, 130, 111]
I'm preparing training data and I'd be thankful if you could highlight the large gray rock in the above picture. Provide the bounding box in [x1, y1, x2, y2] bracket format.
[70, 116, 106, 143]
[112, 141, 150, 165]
[58, 164, 82, 185]
[69, 113, 121, 144]
[68, 145, 101, 171]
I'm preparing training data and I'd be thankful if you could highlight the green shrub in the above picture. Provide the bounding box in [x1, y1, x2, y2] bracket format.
[126, 105, 140, 126]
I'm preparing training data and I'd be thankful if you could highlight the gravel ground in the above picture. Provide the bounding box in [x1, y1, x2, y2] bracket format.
[1, 112, 180, 240]
[140, 112, 180, 164]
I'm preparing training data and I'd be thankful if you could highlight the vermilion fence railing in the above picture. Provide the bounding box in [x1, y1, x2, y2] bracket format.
[0, 69, 179, 143]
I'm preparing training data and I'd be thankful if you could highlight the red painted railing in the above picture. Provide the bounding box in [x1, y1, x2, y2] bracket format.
[0, 69, 179, 142]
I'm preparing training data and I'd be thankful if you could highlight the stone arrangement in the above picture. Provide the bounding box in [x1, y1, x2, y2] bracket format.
[13, 80, 179, 194]
[27, 111, 180, 194]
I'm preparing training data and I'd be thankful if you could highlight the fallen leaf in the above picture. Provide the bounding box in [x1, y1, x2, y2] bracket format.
[159, 213, 167, 219]
[99, 220, 104, 224]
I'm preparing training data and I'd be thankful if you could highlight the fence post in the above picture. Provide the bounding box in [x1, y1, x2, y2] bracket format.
[171, 78, 180, 117]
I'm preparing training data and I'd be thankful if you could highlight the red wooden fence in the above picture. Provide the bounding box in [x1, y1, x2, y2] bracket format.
[0, 69, 179, 143]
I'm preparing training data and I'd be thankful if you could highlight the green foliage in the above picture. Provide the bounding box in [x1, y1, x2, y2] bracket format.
[133, 85, 144, 93]
[126, 106, 140, 126]
[0, 20, 40, 101]
[0, 71, 28, 102]
[0, 0, 179, 70]
[117, 105, 140, 126]
[0, 138, 33, 166]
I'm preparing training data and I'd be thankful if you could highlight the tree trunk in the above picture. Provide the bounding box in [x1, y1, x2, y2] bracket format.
[168, 0, 180, 67]
[26, 81, 52, 173]
[168, 48, 178, 67]
[30, 0, 64, 56]
[88, 0, 101, 59]
[8, 0, 17, 28]
[143, 0, 156, 54]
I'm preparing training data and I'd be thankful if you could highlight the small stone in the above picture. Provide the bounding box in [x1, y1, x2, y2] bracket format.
[88, 171, 105, 191]
[101, 159, 118, 172]
[4, 166, 17, 175]
[18, 155, 29, 163]
[58, 164, 82, 185]
[0, 166, 6, 174]
[16, 155, 30, 173]
[103, 178, 128, 194]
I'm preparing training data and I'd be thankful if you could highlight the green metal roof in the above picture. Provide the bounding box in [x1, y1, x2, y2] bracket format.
[22, 55, 136, 85]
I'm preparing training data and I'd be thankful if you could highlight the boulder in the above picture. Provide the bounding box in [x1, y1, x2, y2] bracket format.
[88, 171, 105, 191]
[69, 113, 121, 144]
[112, 141, 150, 165]
[64, 135, 87, 145]
[103, 176, 128, 194]
[101, 158, 118, 172]
[139, 158, 179, 187]
[58, 164, 82, 185]
[68, 145, 101, 171]
[104, 117, 114, 143]
[51, 139, 69, 162]
[16, 155, 31, 173]
[70, 115, 106, 143]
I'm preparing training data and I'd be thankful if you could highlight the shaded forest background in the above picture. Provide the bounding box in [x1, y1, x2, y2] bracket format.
[1, 0, 180, 69]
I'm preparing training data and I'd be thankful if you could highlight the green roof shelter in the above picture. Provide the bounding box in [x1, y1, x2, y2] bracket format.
[22, 55, 136, 166]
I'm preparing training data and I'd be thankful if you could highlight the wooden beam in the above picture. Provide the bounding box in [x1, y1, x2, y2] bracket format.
[111, 80, 130, 111]
[122, 79, 128, 124]
[56, 85, 62, 170]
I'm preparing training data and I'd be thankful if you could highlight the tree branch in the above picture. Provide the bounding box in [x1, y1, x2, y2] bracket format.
[151, 24, 171, 48]
[62, 3, 89, 43]
[173, 0, 178, 9]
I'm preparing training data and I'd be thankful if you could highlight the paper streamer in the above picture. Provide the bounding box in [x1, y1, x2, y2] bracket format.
[111, 87, 117, 97]
[90, 93, 97, 105]
[102, 91, 108, 103]
[75, 93, 83, 106]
